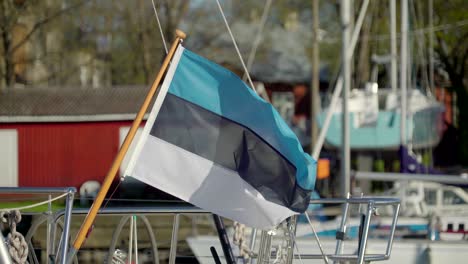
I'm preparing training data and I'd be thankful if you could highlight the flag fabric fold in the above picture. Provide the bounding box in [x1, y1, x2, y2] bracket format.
[125, 46, 316, 229]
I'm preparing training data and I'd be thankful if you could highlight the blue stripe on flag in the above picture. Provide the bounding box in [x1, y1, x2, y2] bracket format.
[168, 48, 316, 190]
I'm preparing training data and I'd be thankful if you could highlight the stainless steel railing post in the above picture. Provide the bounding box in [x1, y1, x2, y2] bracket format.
[169, 214, 180, 264]
[285, 216, 297, 263]
[0, 233, 13, 264]
[59, 188, 75, 264]
[385, 203, 401, 259]
[334, 192, 351, 257]
[356, 201, 374, 264]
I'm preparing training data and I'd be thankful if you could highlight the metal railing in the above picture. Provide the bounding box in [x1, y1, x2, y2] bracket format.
[53, 205, 211, 264]
[0, 187, 75, 264]
[0, 188, 400, 264]
[293, 196, 401, 263]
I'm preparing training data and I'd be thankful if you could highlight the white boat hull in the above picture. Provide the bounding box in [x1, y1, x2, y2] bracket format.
[187, 235, 468, 263]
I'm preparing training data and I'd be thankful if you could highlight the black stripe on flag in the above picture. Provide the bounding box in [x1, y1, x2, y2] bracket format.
[150, 93, 310, 212]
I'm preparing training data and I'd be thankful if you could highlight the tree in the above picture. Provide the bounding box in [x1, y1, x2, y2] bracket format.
[0, 0, 192, 88]
[433, 0, 468, 165]
[0, 0, 86, 89]
[86, 0, 189, 85]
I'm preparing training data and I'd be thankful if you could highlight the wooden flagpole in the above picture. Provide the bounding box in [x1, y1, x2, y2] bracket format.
[68, 29, 186, 259]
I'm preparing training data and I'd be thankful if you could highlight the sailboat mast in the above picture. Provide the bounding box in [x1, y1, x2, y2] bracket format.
[312, 0, 368, 161]
[341, 0, 351, 196]
[428, 0, 434, 91]
[311, 0, 320, 149]
[390, 0, 398, 93]
[400, 0, 408, 145]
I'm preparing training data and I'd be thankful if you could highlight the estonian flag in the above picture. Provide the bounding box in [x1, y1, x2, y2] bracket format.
[125, 46, 316, 229]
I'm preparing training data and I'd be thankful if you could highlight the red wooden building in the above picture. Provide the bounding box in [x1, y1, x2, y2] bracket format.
[0, 86, 150, 189]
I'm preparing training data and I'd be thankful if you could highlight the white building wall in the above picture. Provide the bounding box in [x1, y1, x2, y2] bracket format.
[0, 130, 18, 187]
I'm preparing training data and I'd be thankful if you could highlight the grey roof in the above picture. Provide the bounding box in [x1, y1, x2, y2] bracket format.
[0, 86, 152, 122]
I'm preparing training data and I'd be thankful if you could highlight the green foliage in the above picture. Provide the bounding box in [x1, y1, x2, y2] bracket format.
[0, 201, 64, 213]
[374, 159, 386, 172]
[392, 160, 400, 173]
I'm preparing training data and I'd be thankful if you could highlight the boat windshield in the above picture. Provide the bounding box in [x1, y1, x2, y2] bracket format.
[443, 190, 468, 205]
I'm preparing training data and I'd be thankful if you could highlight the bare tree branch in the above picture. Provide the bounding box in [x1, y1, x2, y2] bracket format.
[435, 35, 454, 75]
[36, 55, 94, 85]
[9, 0, 90, 55]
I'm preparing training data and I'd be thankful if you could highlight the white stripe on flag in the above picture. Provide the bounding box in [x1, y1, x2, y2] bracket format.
[132, 136, 297, 228]
[124, 46, 185, 177]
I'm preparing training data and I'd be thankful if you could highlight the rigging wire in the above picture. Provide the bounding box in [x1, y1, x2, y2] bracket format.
[411, 0, 434, 173]
[411, 0, 431, 94]
[151, 0, 168, 54]
[102, 180, 122, 209]
[214, 0, 257, 93]
[321, 19, 468, 44]
[304, 213, 329, 263]
[242, 0, 273, 82]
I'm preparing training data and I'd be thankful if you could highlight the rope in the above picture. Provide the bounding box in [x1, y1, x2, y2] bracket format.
[150, 0, 168, 54]
[0, 193, 71, 263]
[1, 211, 28, 264]
[272, 228, 288, 264]
[214, 0, 257, 93]
[1, 193, 68, 212]
[112, 249, 127, 264]
[232, 222, 252, 260]
[288, 230, 305, 264]
[273, 244, 286, 264]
